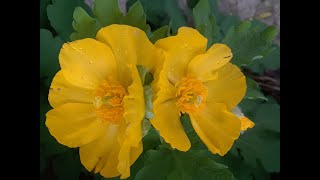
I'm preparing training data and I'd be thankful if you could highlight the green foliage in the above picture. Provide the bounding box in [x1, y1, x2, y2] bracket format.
[71, 0, 150, 41]
[247, 44, 280, 74]
[71, 7, 99, 40]
[135, 146, 233, 180]
[193, 0, 220, 47]
[149, 25, 169, 43]
[47, 0, 91, 41]
[40, 29, 64, 86]
[245, 78, 268, 101]
[234, 99, 280, 172]
[181, 114, 206, 150]
[212, 153, 270, 180]
[40, 0, 51, 29]
[127, 0, 187, 33]
[222, 21, 277, 66]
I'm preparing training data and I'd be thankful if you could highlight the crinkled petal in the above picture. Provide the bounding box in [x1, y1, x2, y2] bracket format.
[46, 103, 106, 147]
[188, 44, 233, 81]
[96, 24, 162, 87]
[204, 63, 246, 110]
[240, 116, 255, 131]
[154, 27, 207, 84]
[189, 103, 241, 156]
[117, 65, 145, 178]
[151, 99, 190, 151]
[79, 123, 119, 175]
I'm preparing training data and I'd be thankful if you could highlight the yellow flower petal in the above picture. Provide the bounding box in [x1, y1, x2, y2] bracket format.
[96, 24, 162, 87]
[118, 141, 143, 179]
[118, 65, 145, 178]
[189, 103, 241, 156]
[154, 27, 207, 84]
[151, 100, 190, 151]
[151, 66, 191, 151]
[204, 63, 246, 110]
[188, 44, 233, 81]
[46, 103, 106, 147]
[240, 116, 255, 131]
[59, 38, 117, 89]
[79, 123, 119, 174]
[48, 71, 94, 108]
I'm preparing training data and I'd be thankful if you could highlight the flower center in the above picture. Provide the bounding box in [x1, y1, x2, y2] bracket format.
[175, 77, 208, 113]
[93, 80, 127, 124]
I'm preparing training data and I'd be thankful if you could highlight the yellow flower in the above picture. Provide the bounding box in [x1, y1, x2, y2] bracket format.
[46, 24, 161, 179]
[150, 27, 254, 156]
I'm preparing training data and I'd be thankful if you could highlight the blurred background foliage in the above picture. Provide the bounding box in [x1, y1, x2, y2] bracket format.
[40, 0, 280, 179]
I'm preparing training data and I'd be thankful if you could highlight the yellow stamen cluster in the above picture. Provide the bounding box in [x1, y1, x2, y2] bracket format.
[93, 80, 127, 123]
[175, 77, 208, 113]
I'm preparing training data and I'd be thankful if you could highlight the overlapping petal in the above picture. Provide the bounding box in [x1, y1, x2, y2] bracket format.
[96, 24, 162, 87]
[46, 103, 106, 147]
[59, 38, 117, 89]
[189, 103, 241, 156]
[154, 27, 207, 84]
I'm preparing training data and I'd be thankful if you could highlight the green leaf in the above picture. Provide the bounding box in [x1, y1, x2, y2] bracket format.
[127, 0, 168, 28]
[40, 29, 64, 83]
[122, 1, 151, 34]
[135, 147, 233, 180]
[212, 153, 270, 180]
[193, 0, 219, 47]
[52, 150, 81, 180]
[70, 7, 100, 41]
[40, 0, 51, 28]
[149, 25, 169, 43]
[233, 99, 280, 172]
[47, 0, 91, 41]
[165, 0, 188, 34]
[222, 21, 277, 66]
[72, 0, 150, 40]
[240, 99, 280, 133]
[232, 128, 280, 172]
[142, 128, 161, 151]
[187, 0, 200, 8]
[218, 15, 241, 36]
[128, 0, 186, 33]
[248, 45, 280, 74]
[181, 114, 206, 150]
[93, 0, 123, 27]
[245, 78, 268, 101]
[94, 0, 150, 33]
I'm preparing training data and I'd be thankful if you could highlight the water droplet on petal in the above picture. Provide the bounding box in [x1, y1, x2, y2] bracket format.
[184, 43, 189, 48]
[89, 61, 93, 64]
[216, 60, 221, 64]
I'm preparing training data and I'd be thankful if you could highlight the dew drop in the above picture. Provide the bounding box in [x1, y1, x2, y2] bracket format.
[216, 60, 221, 64]
[184, 43, 189, 48]
[89, 60, 93, 64]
